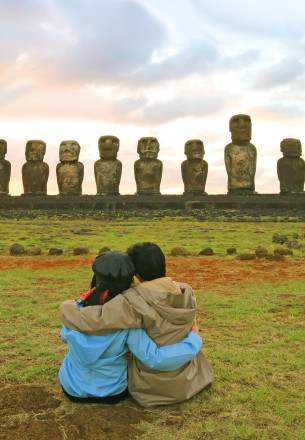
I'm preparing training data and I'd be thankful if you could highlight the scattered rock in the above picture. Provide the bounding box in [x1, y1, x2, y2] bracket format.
[226, 247, 236, 255]
[274, 248, 293, 256]
[48, 247, 63, 255]
[199, 247, 214, 256]
[99, 246, 111, 254]
[286, 240, 300, 249]
[272, 233, 281, 243]
[264, 254, 285, 262]
[272, 234, 288, 244]
[255, 245, 268, 255]
[236, 253, 256, 260]
[74, 247, 90, 255]
[27, 246, 42, 256]
[71, 228, 94, 235]
[171, 246, 190, 257]
[9, 243, 25, 256]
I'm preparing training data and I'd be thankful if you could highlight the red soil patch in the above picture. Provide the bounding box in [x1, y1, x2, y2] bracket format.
[167, 257, 305, 290]
[1, 256, 305, 289]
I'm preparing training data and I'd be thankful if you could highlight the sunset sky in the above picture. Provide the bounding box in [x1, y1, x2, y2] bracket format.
[1, 0, 305, 195]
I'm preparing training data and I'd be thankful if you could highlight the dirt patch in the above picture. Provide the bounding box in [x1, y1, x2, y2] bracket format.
[0, 256, 93, 271]
[0, 384, 151, 440]
[166, 257, 305, 290]
[1, 256, 305, 289]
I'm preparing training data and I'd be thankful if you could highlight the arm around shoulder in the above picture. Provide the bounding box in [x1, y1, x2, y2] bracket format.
[60, 294, 143, 335]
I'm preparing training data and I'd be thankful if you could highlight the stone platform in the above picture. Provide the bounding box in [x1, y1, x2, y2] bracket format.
[0, 193, 304, 212]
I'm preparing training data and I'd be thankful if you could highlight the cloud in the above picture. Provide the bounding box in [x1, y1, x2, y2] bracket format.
[251, 104, 305, 121]
[136, 95, 226, 124]
[191, 0, 305, 40]
[252, 58, 305, 90]
[0, 86, 149, 123]
[0, 0, 168, 88]
[130, 39, 220, 84]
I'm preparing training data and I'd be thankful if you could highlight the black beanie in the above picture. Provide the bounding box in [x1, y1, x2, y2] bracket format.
[92, 251, 135, 284]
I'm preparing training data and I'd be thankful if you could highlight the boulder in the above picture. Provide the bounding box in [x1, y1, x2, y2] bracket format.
[286, 240, 300, 249]
[199, 247, 214, 256]
[255, 245, 268, 255]
[236, 253, 256, 260]
[27, 246, 42, 256]
[74, 247, 90, 255]
[9, 243, 25, 256]
[272, 234, 287, 245]
[99, 246, 111, 254]
[227, 248, 237, 255]
[264, 254, 285, 262]
[274, 248, 293, 256]
[49, 247, 63, 256]
[171, 246, 190, 257]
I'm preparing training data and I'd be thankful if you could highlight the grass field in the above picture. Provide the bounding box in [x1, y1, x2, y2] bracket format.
[0, 215, 304, 439]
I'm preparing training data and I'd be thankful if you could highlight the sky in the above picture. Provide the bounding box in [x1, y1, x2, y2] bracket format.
[1, 0, 305, 195]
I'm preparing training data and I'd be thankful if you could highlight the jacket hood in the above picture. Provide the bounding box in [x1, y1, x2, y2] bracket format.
[133, 277, 196, 325]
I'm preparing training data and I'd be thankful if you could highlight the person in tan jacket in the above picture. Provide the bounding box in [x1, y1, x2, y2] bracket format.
[60, 242, 214, 407]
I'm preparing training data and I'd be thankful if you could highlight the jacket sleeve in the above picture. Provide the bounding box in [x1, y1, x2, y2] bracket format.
[60, 294, 143, 335]
[126, 329, 203, 371]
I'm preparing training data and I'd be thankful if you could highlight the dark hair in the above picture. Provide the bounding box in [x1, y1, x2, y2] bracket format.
[83, 251, 135, 307]
[126, 242, 166, 281]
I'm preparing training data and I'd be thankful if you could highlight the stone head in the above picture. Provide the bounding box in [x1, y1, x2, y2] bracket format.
[98, 135, 119, 160]
[184, 139, 204, 160]
[0, 139, 7, 160]
[25, 140, 46, 162]
[59, 140, 80, 162]
[280, 138, 302, 157]
[229, 114, 251, 142]
[137, 137, 159, 160]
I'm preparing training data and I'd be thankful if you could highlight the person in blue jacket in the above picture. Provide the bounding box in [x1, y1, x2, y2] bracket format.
[59, 251, 202, 404]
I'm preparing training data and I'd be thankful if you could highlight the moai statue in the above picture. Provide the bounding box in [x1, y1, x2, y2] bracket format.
[94, 135, 122, 196]
[22, 140, 49, 195]
[224, 114, 257, 195]
[181, 139, 208, 195]
[134, 137, 163, 196]
[277, 138, 305, 194]
[56, 141, 84, 195]
[0, 140, 11, 195]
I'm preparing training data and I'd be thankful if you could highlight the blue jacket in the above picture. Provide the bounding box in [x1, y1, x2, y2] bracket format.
[59, 325, 202, 398]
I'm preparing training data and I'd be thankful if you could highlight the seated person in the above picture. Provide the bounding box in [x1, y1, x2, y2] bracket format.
[59, 251, 203, 404]
[60, 243, 214, 407]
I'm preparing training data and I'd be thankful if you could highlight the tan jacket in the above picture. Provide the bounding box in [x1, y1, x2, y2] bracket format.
[60, 277, 214, 407]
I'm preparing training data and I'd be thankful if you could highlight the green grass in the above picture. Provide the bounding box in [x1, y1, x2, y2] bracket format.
[0, 216, 305, 439]
[0, 215, 305, 256]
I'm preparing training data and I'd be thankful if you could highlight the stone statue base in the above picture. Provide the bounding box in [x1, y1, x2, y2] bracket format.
[183, 190, 207, 196]
[59, 193, 82, 196]
[136, 191, 161, 196]
[280, 189, 304, 195]
[21, 192, 47, 197]
[227, 188, 256, 195]
[97, 192, 120, 196]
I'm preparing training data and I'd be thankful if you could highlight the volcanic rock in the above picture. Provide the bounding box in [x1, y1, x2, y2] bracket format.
[49, 247, 63, 255]
[199, 247, 214, 256]
[99, 246, 111, 254]
[274, 248, 293, 256]
[226, 248, 236, 255]
[27, 246, 42, 256]
[9, 243, 25, 256]
[74, 247, 90, 255]
[171, 247, 190, 257]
